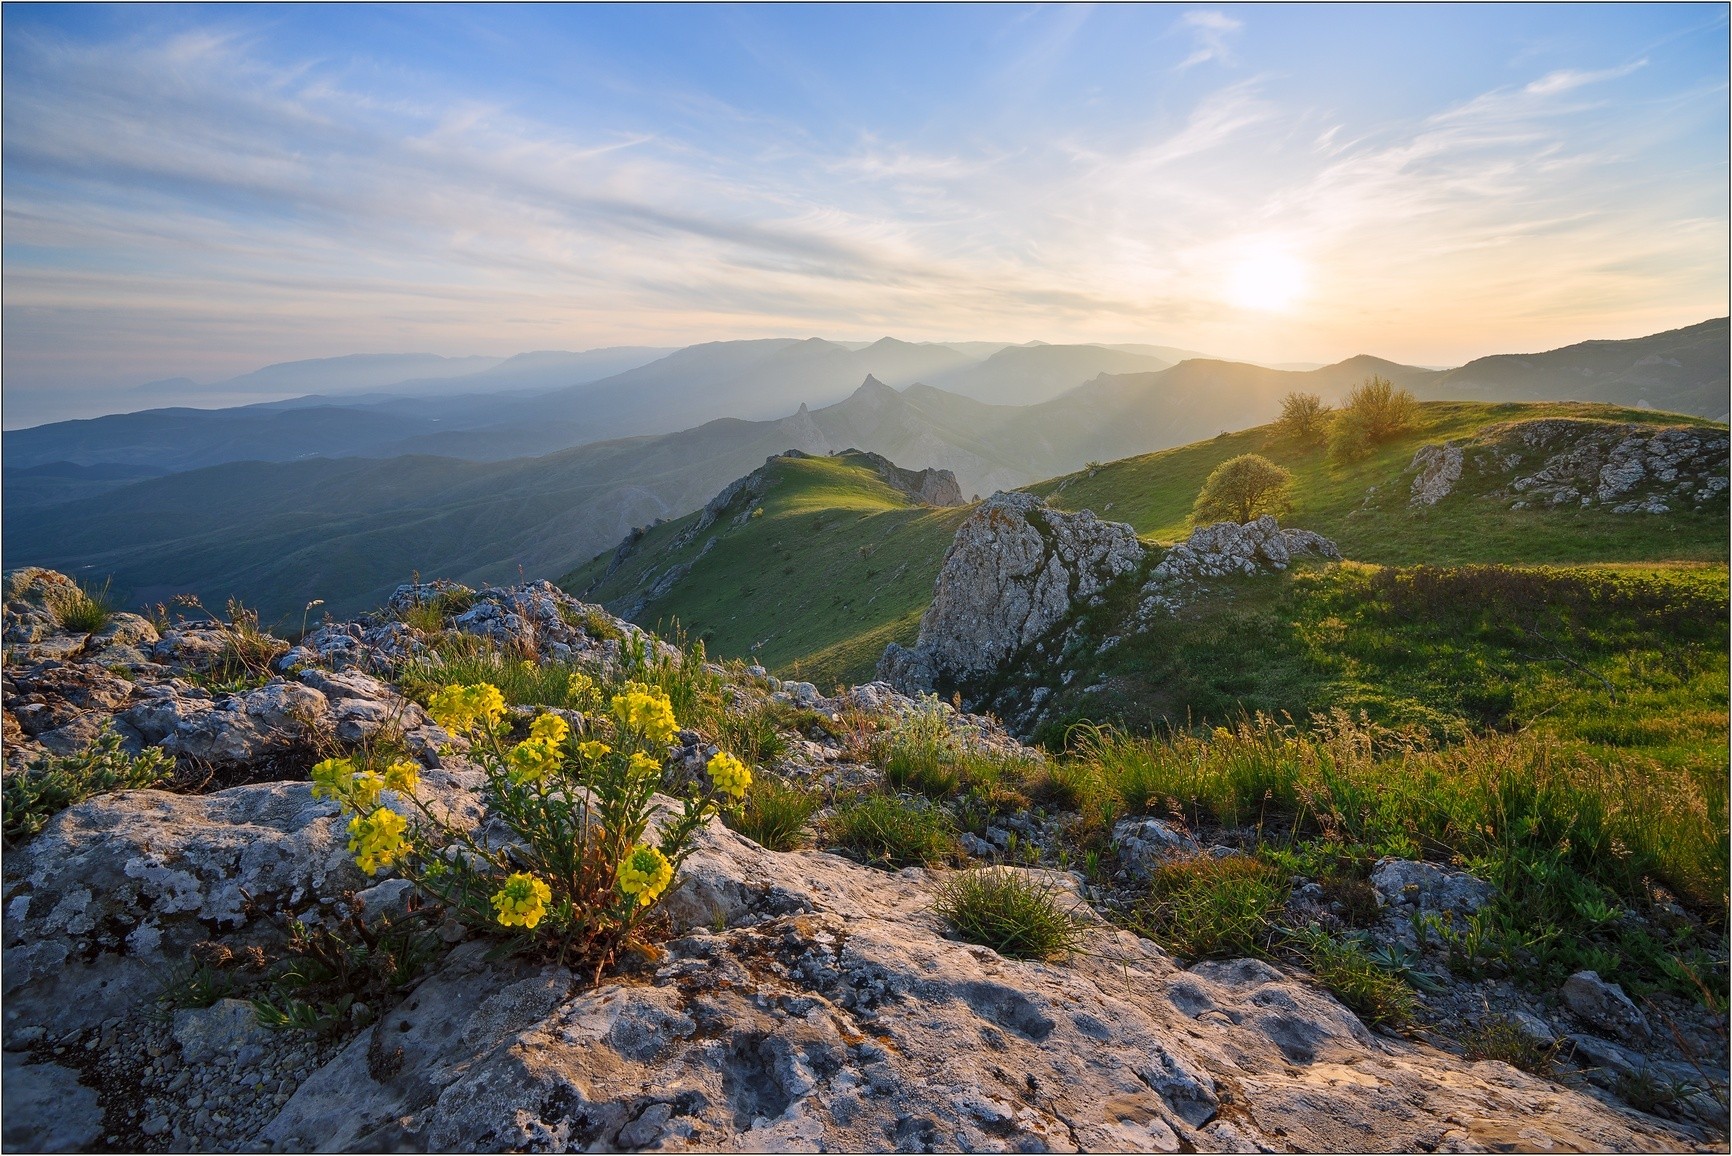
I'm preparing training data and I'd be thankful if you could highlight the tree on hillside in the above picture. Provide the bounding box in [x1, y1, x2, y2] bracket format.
[1329, 375, 1417, 461]
[1274, 391, 1332, 445]
[1192, 454, 1293, 525]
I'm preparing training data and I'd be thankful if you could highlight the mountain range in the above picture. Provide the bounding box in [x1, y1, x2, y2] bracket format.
[3, 319, 1724, 627]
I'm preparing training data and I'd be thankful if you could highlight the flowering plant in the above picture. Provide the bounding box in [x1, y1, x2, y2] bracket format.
[312, 676, 748, 975]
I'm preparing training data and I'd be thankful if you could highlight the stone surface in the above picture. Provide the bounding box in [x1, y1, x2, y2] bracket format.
[880, 491, 1145, 692]
[260, 822, 1690, 1153]
[1409, 443, 1465, 506]
[1138, 516, 1340, 618]
[1112, 817, 1201, 882]
[173, 998, 276, 1066]
[1561, 971, 1652, 1043]
[2, 1049, 105, 1153]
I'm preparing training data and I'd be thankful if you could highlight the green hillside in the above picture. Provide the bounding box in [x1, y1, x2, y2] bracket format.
[565, 401, 1728, 689]
[559, 451, 973, 686]
[1032, 400, 1728, 563]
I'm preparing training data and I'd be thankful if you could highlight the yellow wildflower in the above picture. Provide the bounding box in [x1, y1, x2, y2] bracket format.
[347, 808, 408, 875]
[529, 712, 570, 746]
[615, 844, 673, 907]
[383, 759, 421, 794]
[577, 739, 612, 761]
[490, 872, 552, 929]
[1212, 726, 1233, 742]
[628, 751, 662, 783]
[566, 671, 595, 705]
[610, 682, 678, 747]
[309, 756, 355, 803]
[506, 736, 562, 786]
[348, 768, 386, 813]
[706, 751, 752, 799]
[427, 682, 507, 734]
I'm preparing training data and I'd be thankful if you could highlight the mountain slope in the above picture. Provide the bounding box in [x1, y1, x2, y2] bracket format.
[1420, 318, 1728, 419]
[922, 343, 1172, 405]
[569, 401, 1728, 686]
[559, 450, 975, 684]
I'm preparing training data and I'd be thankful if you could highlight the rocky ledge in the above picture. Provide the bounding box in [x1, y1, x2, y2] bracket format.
[2, 568, 1723, 1153]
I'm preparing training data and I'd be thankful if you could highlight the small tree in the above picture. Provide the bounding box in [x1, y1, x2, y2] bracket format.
[1329, 376, 1417, 461]
[1192, 454, 1293, 525]
[1274, 392, 1331, 445]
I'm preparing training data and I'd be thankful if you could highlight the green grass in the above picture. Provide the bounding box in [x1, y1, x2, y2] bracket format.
[1134, 854, 1287, 961]
[1292, 928, 1418, 1028]
[1032, 401, 1728, 565]
[828, 794, 957, 869]
[931, 868, 1089, 960]
[725, 775, 821, 852]
[1079, 717, 1726, 1002]
[46, 576, 115, 633]
[1021, 561, 1728, 786]
[560, 452, 972, 686]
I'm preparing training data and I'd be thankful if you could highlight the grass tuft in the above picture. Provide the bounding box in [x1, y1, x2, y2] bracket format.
[47, 576, 115, 633]
[726, 775, 820, 852]
[932, 868, 1089, 961]
[1135, 854, 1287, 962]
[829, 794, 955, 869]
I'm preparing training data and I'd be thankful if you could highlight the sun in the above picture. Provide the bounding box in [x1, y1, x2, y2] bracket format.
[1225, 249, 1307, 312]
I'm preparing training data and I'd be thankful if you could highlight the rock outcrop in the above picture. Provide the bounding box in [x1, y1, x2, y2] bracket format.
[1138, 516, 1341, 619]
[879, 492, 1145, 693]
[846, 448, 966, 507]
[8, 781, 1702, 1155]
[1402, 420, 1728, 513]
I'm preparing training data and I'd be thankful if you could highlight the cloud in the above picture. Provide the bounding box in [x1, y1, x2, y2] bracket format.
[1525, 58, 1648, 96]
[1175, 9, 1244, 71]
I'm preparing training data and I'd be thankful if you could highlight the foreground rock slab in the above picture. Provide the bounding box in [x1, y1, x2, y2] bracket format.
[262, 820, 1692, 1153]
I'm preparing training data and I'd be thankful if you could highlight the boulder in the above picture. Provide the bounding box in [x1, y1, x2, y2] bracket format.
[1369, 857, 1495, 922]
[878, 492, 1145, 692]
[1561, 970, 1651, 1043]
[1112, 817, 1201, 882]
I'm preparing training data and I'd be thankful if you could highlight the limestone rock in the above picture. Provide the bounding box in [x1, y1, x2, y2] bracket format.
[1369, 857, 1495, 920]
[1561, 970, 1651, 1043]
[259, 823, 1689, 1153]
[878, 491, 1145, 692]
[173, 998, 275, 1066]
[2, 1050, 104, 1153]
[1139, 516, 1340, 618]
[1409, 443, 1464, 506]
[1113, 817, 1201, 882]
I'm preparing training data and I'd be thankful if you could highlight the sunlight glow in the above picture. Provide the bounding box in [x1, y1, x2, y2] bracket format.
[1225, 248, 1307, 312]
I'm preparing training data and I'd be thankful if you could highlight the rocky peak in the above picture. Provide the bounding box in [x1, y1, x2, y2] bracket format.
[879, 491, 1145, 693]
[840, 448, 964, 507]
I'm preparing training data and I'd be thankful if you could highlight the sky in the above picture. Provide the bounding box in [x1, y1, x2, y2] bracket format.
[3, 3, 1728, 425]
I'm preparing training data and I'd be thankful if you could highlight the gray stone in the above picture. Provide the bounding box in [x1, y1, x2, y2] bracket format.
[2, 1050, 104, 1152]
[1368, 857, 1495, 919]
[173, 998, 275, 1065]
[879, 492, 1145, 691]
[1409, 443, 1464, 506]
[1561, 970, 1651, 1042]
[1112, 817, 1201, 881]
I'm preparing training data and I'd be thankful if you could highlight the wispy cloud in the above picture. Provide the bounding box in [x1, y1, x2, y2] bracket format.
[0, 7, 1724, 423]
[1175, 9, 1244, 70]
[1525, 58, 1648, 96]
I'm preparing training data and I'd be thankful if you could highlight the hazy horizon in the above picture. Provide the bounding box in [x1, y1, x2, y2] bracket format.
[3, 4, 1727, 425]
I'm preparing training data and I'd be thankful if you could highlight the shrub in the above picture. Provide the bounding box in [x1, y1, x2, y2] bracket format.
[46, 576, 115, 634]
[1135, 854, 1286, 961]
[1293, 928, 1417, 1027]
[1460, 1015, 1559, 1074]
[932, 868, 1088, 961]
[1191, 454, 1293, 526]
[251, 904, 441, 1034]
[727, 775, 819, 852]
[1329, 375, 1416, 460]
[314, 679, 747, 979]
[3, 727, 174, 843]
[829, 794, 955, 869]
[1274, 392, 1332, 445]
